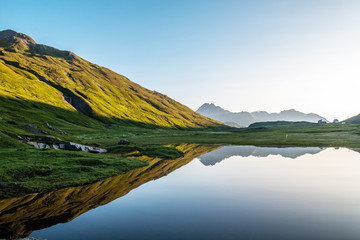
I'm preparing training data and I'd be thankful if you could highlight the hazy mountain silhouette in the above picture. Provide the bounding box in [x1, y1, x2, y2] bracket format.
[196, 103, 328, 127]
[198, 145, 325, 166]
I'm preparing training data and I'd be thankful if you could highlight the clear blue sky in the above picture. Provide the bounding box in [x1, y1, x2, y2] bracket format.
[1, 0, 360, 120]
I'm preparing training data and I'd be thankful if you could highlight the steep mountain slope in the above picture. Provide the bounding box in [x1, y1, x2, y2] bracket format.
[0, 30, 222, 129]
[197, 103, 327, 127]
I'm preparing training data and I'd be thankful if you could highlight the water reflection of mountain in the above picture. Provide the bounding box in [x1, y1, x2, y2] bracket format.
[199, 146, 324, 166]
[0, 144, 220, 240]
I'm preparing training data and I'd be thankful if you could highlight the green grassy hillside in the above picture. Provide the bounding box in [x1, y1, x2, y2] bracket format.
[0, 30, 226, 200]
[343, 114, 360, 124]
[0, 29, 222, 130]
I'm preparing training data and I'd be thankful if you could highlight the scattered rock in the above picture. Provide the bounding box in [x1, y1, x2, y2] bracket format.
[37, 143, 46, 149]
[27, 141, 38, 148]
[44, 122, 67, 134]
[45, 122, 56, 131]
[7, 120, 18, 125]
[23, 124, 46, 134]
[41, 130, 49, 135]
[118, 139, 130, 145]
[65, 142, 107, 153]
[65, 142, 86, 151]
[88, 148, 107, 154]
[0, 116, 2, 120]
[25, 140, 106, 153]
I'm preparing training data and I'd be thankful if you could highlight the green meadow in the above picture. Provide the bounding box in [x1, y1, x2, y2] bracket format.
[1, 30, 360, 199]
[2, 114, 360, 199]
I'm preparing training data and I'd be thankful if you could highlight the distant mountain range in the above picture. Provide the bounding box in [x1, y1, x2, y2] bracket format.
[196, 103, 328, 127]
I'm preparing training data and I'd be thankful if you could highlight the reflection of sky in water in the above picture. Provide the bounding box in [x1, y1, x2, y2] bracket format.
[32, 148, 360, 240]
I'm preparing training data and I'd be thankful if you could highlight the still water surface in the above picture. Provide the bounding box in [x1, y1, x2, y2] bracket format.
[16, 147, 360, 239]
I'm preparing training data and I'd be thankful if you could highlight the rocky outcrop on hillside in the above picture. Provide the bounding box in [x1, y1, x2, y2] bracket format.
[26, 141, 107, 153]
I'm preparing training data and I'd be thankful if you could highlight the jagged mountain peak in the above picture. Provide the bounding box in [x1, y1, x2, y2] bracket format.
[280, 109, 298, 113]
[0, 29, 36, 43]
[0, 29, 36, 46]
[198, 103, 218, 108]
[198, 103, 224, 111]
[0, 29, 77, 60]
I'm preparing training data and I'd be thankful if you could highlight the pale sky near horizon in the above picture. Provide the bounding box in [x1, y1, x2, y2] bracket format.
[1, 0, 359, 121]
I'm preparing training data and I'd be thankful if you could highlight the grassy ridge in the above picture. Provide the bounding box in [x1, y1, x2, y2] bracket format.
[343, 114, 360, 124]
[0, 27, 226, 200]
[0, 30, 223, 129]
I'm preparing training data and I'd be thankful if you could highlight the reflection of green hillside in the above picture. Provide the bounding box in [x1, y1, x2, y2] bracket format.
[0, 144, 220, 239]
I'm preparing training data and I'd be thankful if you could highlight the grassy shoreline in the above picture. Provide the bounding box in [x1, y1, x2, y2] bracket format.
[1, 122, 360, 199]
[78, 123, 360, 148]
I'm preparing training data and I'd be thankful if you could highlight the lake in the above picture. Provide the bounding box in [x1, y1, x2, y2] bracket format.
[1, 145, 360, 239]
